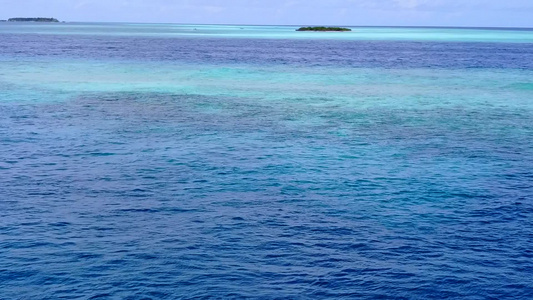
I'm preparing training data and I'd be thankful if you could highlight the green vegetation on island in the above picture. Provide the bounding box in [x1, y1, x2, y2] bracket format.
[297, 26, 351, 32]
[8, 18, 59, 22]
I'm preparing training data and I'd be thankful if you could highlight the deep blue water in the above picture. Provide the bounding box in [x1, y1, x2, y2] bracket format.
[1, 24, 533, 299]
[2, 33, 533, 69]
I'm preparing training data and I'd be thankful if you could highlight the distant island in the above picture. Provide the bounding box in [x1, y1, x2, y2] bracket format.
[8, 18, 59, 22]
[297, 26, 351, 32]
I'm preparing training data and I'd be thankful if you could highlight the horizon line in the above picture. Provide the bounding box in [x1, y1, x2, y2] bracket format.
[4, 19, 532, 30]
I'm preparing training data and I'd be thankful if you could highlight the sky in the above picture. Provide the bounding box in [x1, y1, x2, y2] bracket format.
[1, 0, 532, 27]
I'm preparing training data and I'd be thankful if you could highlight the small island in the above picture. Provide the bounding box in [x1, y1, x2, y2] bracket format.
[297, 26, 351, 32]
[8, 18, 59, 22]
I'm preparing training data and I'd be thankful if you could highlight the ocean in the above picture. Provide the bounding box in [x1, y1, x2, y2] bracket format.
[1, 23, 532, 299]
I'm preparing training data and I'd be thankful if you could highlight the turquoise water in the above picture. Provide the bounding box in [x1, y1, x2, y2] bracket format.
[1, 22, 533, 42]
[1, 23, 532, 299]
